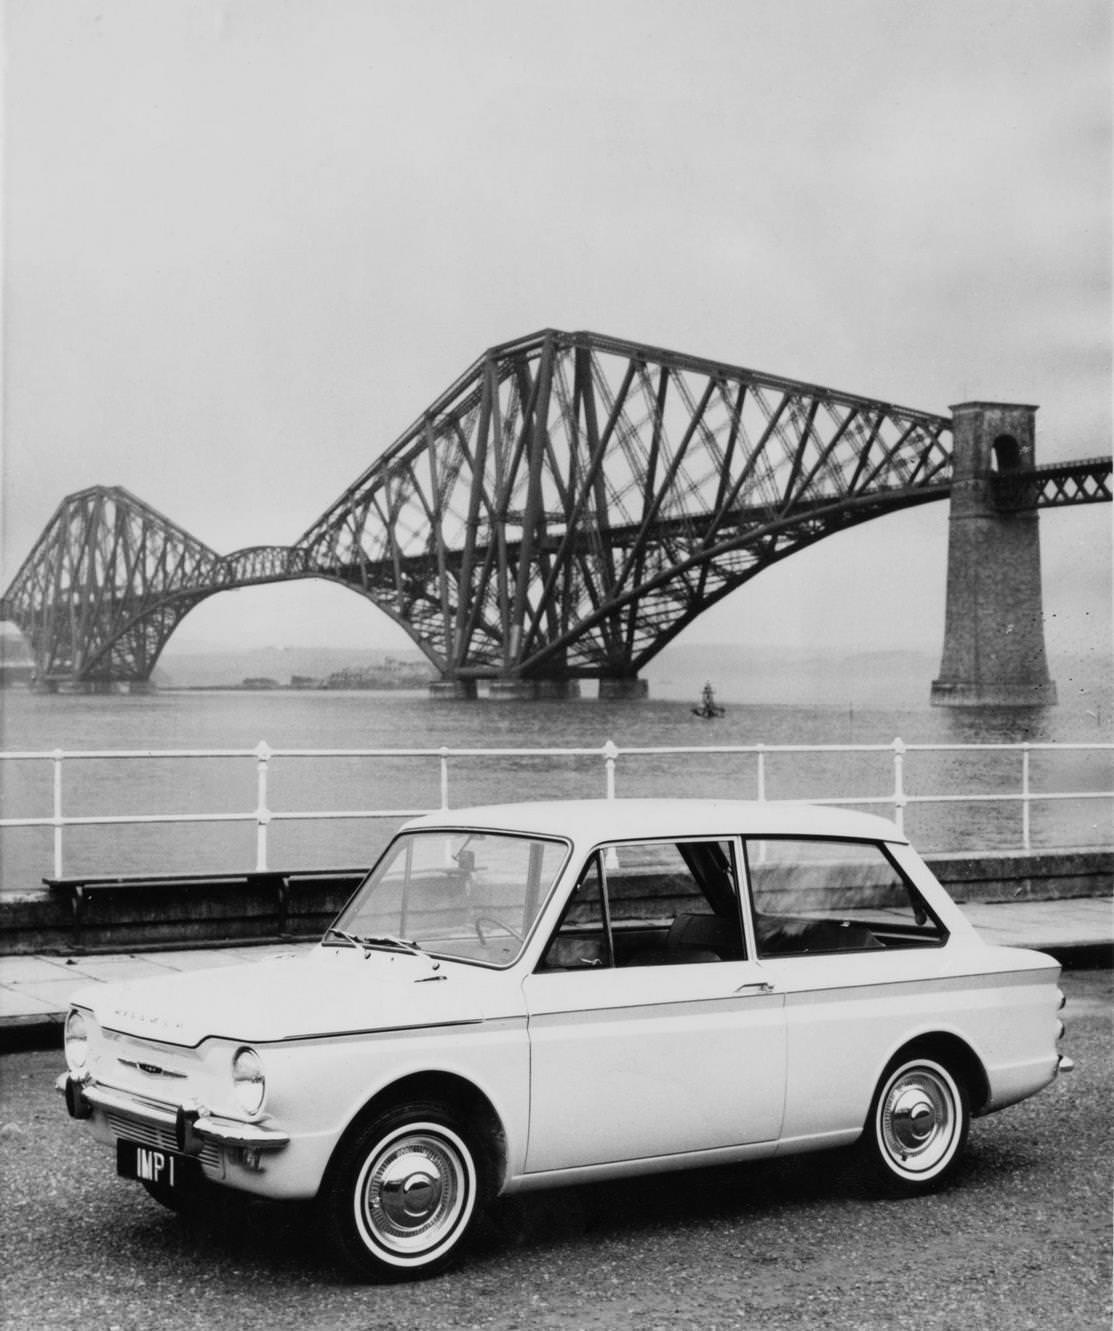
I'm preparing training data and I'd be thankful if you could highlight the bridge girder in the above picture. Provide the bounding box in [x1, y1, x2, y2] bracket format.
[989, 456, 1113, 511]
[297, 330, 954, 680]
[2, 330, 1109, 689]
[0, 487, 222, 683]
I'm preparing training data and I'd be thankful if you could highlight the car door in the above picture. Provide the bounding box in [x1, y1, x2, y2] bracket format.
[740, 834, 954, 1143]
[521, 837, 786, 1174]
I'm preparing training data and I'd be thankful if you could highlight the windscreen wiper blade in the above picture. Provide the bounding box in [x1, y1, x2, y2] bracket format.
[323, 927, 426, 957]
[323, 927, 364, 949]
[355, 933, 426, 956]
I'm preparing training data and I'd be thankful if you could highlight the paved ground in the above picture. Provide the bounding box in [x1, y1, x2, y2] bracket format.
[1, 897, 1110, 1047]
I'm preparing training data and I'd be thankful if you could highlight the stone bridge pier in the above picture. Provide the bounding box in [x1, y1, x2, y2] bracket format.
[932, 402, 1057, 708]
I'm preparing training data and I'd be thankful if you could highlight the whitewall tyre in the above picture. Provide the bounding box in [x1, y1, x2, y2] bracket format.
[863, 1055, 970, 1196]
[322, 1102, 485, 1280]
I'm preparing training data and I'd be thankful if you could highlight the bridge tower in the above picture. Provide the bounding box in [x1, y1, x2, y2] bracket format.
[931, 402, 1056, 707]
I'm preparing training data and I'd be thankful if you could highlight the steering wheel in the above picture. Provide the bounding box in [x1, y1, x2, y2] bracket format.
[474, 915, 524, 945]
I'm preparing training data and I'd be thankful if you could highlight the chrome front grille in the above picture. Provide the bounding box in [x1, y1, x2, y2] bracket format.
[107, 1111, 222, 1171]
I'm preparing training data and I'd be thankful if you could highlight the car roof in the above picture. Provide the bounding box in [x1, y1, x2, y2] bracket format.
[402, 798, 908, 845]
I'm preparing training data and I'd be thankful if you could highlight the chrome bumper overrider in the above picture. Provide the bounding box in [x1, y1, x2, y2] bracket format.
[56, 1073, 290, 1153]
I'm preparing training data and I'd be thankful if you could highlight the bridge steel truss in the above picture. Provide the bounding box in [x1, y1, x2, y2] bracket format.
[989, 456, 1113, 511]
[296, 330, 954, 685]
[0, 487, 313, 685]
[3, 329, 1109, 690]
[1, 488, 218, 684]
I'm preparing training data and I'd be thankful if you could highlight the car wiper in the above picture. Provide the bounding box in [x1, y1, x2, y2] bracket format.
[322, 928, 443, 978]
[356, 933, 427, 957]
[323, 927, 429, 959]
[323, 927, 364, 949]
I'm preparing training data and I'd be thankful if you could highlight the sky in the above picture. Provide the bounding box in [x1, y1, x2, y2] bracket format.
[3, 0, 1111, 667]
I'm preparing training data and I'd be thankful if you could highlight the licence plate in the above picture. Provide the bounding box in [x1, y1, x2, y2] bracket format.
[116, 1138, 200, 1190]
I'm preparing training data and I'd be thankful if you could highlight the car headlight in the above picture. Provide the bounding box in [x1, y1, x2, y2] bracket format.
[231, 1046, 266, 1116]
[64, 1009, 90, 1072]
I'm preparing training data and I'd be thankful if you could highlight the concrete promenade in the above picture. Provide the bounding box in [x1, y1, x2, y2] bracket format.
[1, 896, 1110, 1050]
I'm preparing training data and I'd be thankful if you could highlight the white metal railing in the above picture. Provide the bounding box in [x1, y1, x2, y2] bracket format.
[1, 738, 1111, 879]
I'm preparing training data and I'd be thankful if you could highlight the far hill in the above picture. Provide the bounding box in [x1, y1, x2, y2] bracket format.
[645, 642, 1113, 709]
[5, 626, 1107, 709]
[155, 645, 436, 689]
[645, 644, 942, 706]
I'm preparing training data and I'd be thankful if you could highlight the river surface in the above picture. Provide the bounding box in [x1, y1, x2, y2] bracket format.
[1, 683, 1111, 892]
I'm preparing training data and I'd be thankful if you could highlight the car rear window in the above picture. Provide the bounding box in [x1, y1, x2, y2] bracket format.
[742, 837, 947, 956]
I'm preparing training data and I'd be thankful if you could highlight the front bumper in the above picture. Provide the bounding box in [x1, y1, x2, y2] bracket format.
[56, 1072, 290, 1155]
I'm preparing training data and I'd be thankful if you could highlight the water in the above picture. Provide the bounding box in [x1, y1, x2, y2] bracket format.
[1, 683, 1111, 894]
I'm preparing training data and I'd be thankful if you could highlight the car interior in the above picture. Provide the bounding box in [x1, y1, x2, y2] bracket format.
[538, 835, 947, 970]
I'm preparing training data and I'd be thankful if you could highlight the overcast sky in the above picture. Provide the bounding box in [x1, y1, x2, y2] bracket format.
[3, 0, 1111, 664]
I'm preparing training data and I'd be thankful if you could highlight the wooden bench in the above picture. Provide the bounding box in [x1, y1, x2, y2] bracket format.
[41, 868, 368, 950]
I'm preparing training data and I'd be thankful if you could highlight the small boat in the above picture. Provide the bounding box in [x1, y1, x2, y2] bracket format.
[692, 681, 725, 719]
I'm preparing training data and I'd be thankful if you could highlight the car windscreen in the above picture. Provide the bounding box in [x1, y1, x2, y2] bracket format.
[330, 828, 569, 967]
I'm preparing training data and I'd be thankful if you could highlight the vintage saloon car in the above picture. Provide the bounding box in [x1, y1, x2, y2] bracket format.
[58, 799, 1072, 1279]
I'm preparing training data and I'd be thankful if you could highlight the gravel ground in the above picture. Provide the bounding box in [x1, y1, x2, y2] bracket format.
[0, 970, 1109, 1331]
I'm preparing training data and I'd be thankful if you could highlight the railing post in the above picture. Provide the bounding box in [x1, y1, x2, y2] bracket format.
[603, 740, 618, 799]
[891, 737, 906, 834]
[52, 749, 64, 878]
[254, 741, 272, 871]
[755, 745, 768, 864]
[1021, 743, 1031, 851]
[439, 747, 450, 809]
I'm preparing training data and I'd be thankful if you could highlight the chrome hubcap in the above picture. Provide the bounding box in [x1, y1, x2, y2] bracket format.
[890, 1086, 938, 1151]
[879, 1066, 957, 1175]
[379, 1150, 444, 1228]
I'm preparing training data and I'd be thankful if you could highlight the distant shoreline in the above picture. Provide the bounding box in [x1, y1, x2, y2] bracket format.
[2, 637, 1110, 711]
[170, 682, 432, 694]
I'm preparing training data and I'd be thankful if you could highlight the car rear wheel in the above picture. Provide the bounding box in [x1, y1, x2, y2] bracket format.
[321, 1100, 486, 1281]
[862, 1054, 969, 1195]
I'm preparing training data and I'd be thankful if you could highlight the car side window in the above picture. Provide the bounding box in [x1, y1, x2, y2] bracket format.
[605, 839, 745, 966]
[742, 837, 947, 957]
[538, 854, 610, 970]
[538, 838, 746, 972]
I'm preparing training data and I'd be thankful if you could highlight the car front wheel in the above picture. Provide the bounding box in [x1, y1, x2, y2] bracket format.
[321, 1101, 485, 1280]
[862, 1054, 969, 1195]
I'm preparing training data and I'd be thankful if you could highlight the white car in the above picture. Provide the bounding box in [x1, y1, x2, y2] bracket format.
[58, 800, 1072, 1280]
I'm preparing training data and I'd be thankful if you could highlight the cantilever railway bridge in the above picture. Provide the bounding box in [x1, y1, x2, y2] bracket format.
[1, 329, 1110, 697]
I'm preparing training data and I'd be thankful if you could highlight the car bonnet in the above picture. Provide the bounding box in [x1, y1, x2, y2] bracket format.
[72, 947, 491, 1047]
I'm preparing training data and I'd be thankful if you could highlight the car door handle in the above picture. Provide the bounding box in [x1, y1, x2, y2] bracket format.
[735, 980, 775, 995]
